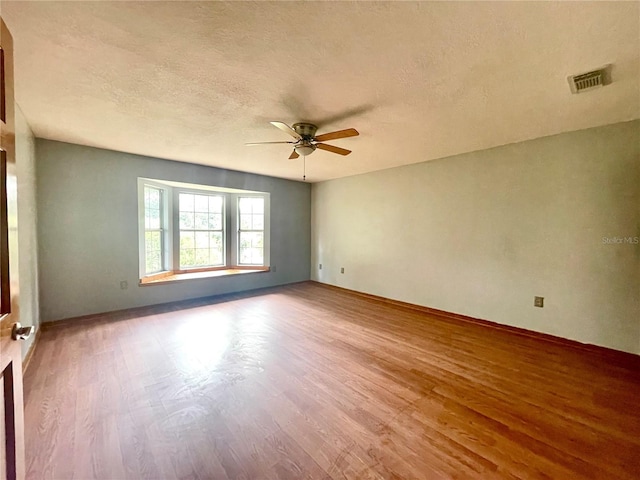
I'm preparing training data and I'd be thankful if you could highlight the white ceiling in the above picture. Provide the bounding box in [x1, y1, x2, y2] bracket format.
[2, 1, 639, 182]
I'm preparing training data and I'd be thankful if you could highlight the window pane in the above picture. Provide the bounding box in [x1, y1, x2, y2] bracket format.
[239, 197, 251, 213]
[180, 231, 195, 249]
[210, 232, 222, 248]
[209, 214, 222, 230]
[238, 197, 264, 240]
[241, 232, 260, 247]
[239, 249, 251, 264]
[195, 249, 210, 266]
[211, 248, 223, 265]
[180, 249, 195, 267]
[210, 232, 224, 266]
[194, 195, 209, 212]
[149, 208, 160, 229]
[149, 189, 160, 210]
[195, 231, 209, 249]
[180, 212, 194, 229]
[240, 214, 252, 230]
[144, 186, 164, 274]
[146, 251, 161, 273]
[239, 232, 263, 265]
[251, 248, 263, 264]
[145, 231, 161, 252]
[194, 212, 208, 230]
[209, 196, 223, 213]
[179, 193, 194, 211]
[253, 232, 264, 248]
[252, 197, 264, 214]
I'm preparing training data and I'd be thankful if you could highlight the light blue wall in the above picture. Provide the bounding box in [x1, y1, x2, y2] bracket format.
[36, 140, 311, 321]
[312, 121, 640, 354]
[15, 105, 40, 358]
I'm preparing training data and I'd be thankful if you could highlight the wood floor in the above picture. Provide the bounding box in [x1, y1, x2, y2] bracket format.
[23, 282, 640, 479]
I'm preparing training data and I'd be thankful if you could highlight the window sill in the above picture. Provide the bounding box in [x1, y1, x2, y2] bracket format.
[139, 267, 270, 286]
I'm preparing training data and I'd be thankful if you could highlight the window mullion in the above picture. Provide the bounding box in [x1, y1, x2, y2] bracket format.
[171, 187, 180, 272]
[159, 189, 165, 272]
[227, 193, 235, 267]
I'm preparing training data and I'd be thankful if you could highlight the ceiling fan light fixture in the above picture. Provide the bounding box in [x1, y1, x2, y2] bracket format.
[247, 121, 359, 160]
[294, 144, 316, 157]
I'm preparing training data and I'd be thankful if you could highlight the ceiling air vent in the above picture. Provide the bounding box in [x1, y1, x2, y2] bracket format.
[568, 65, 611, 94]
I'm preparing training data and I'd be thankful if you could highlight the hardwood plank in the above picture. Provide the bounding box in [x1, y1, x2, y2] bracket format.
[22, 282, 640, 479]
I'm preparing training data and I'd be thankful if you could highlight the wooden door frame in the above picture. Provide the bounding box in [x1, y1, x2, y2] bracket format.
[0, 338, 24, 480]
[0, 148, 9, 315]
[0, 15, 25, 480]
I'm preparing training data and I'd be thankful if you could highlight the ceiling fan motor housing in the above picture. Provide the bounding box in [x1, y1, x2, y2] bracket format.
[292, 123, 318, 140]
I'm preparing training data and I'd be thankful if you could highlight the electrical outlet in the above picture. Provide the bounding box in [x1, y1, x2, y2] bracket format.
[341, 267, 345, 274]
[120, 281, 128, 290]
[534, 296, 544, 308]
[319, 263, 322, 270]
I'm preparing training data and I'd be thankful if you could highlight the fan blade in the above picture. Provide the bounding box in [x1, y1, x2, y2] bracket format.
[316, 143, 352, 156]
[270, 121, 301, 139]
[289, 150, 299, 160]
[245, 141, 296, 146]
[314, 128, 359, 142]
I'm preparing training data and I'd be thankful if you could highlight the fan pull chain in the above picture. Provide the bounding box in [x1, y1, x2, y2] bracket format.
[303, 155, 306, 181]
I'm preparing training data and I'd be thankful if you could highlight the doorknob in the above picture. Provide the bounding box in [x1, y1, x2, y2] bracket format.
[11, 322, 34, 341]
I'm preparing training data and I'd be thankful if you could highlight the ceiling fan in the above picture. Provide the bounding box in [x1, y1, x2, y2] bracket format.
[246, 122, 359, 159]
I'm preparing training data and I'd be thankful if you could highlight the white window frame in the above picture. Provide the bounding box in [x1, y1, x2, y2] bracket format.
[174, 188, 227, 270]
[137, 178, 270, 280]
[138, 180, 172, 277]
[143, 185, 165, 273]
[236, 194, 268, 266]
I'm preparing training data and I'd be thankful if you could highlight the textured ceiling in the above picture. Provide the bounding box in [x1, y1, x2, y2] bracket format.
[2, 1, 639, 182]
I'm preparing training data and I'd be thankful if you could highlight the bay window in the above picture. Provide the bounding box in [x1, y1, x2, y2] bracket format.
[138, 178, 270, 283]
